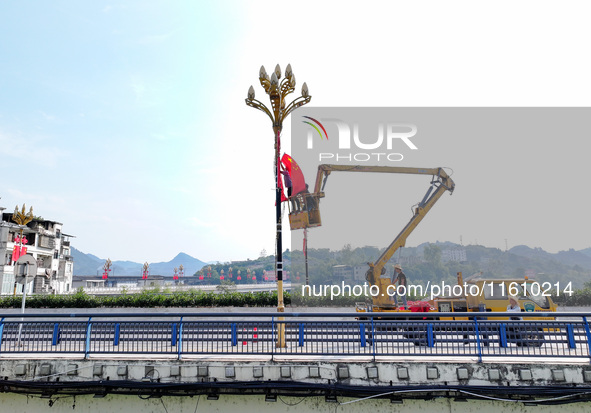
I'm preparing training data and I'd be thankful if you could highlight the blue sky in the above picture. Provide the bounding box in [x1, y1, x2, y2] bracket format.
[1, 1, 591, 264]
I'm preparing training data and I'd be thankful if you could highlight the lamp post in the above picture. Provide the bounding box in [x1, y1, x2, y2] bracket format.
[11, 204, 34, 296]
[142, 262, 149, 287]
[245, 64, 311, 347]
[102, 259, 112, 285]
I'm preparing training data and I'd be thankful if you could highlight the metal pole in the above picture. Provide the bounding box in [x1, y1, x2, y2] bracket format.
[245, 64, 311, 348]
[17, 262, 28, 346]
[12, 228, 24, 297]
[304, 228, 310, 286]
[275, 127, 286, 348]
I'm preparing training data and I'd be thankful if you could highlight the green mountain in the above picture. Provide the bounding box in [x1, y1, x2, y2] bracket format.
[71, 247, 208, 277]
[289, 243, 591, 289]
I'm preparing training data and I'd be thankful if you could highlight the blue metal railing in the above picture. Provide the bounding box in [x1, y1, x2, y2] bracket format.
[0, 311, 589, 362]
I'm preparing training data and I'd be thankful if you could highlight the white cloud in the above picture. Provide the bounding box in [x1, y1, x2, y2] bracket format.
[188, 217, 217, 228]
[0, 130, 65, 167]
[39, 111, 56, 121]
[102, 4, 126, 13]
[137, 32, 174, 45]
[130, 75, 147, 102]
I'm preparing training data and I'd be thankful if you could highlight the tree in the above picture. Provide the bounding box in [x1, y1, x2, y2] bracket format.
[216, 281, 237, 293]
[423, 244, 442, 265]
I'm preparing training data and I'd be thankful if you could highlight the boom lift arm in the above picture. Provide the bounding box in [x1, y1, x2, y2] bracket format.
[311, 164, 455, 309]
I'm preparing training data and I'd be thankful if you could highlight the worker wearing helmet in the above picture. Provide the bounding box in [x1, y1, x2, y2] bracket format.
[507, 296, 522, 320]
[391, 264, 408, 309]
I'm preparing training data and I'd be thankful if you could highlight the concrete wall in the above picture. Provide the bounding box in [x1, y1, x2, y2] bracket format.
[2, 358, 590, 387]
[1, 357, 591, 412]
[0, 392, 590, 413]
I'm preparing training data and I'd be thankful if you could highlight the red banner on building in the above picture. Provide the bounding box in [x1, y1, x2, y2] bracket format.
[11, 246, 27, 263]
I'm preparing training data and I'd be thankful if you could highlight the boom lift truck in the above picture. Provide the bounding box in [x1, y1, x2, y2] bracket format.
[288, 165, 554, 347]
[288, 164, 455, 312]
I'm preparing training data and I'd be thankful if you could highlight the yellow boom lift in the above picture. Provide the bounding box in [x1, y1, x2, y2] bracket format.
[288, 164, 455, 312]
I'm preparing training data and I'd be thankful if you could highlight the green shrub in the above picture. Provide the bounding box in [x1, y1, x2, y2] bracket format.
[0, 288, 369, 309]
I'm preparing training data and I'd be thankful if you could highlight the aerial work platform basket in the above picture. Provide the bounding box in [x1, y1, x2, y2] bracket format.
[287, 193, 322, 230]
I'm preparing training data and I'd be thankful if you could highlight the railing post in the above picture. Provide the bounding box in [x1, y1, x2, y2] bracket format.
[583, 316, 591, 362]
[231, 323, 237, 347]
[271, 317, 275, 358]
[0, 318, 4, 354]
[499, 323, 507, 348]
[171, 323, 177, 347]
[473, 316, 482, 363]
[177, 317, 184, 360]
[371, 316, 376, 361]
[427, 324, 434, 348]
[52, 323, 61, 346]
[566, 324, 576, 349]
[113, 323, 120, 346]
[84, 317, 92, 359]
[298, 323, 304, 347]
[360, 323, 366, 348]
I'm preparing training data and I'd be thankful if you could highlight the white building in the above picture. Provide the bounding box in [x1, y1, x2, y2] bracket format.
[353, 265, 369, 281]
[441, 248, 467, 263]
[332, 265, 353, 282]
[0, 206, 74, 295]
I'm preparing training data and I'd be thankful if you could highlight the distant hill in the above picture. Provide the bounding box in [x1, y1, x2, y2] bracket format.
[70, 243, 591, 286]
[509, 245, 591, 270]
[71, 248, 103, 276]
[148, 253, 208, 277]
[71, 248, 208, 277]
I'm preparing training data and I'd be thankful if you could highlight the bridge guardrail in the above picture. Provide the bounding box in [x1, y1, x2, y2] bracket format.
[0, 312, 589, 362]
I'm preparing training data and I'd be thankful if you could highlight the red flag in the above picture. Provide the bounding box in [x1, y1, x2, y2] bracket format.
[281, 154, 306, 195]
[278, 164, 288, 202]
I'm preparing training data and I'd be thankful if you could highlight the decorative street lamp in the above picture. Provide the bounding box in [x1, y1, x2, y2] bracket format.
[102, 259, 112, 281]
[179, 264, 184, 280]
[11, 204, 34, 296]
[11, 204, 36, 346]
[142, 262, 149, 280]
[173, 267, 179, 281]
[245, 64, 311, 347]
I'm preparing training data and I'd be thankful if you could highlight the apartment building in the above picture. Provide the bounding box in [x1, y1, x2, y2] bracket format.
[441, 248, 468, 263]
[0, 206, 74, 295]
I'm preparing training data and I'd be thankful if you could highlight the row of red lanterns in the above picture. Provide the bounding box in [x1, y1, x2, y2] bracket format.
[197, 268, 300, 282]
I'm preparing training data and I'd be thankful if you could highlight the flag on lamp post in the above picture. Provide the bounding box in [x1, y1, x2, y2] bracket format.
[281, 153, 306, 195]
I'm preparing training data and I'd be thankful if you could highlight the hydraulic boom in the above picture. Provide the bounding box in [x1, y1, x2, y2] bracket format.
[302, 164, 455, 310]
